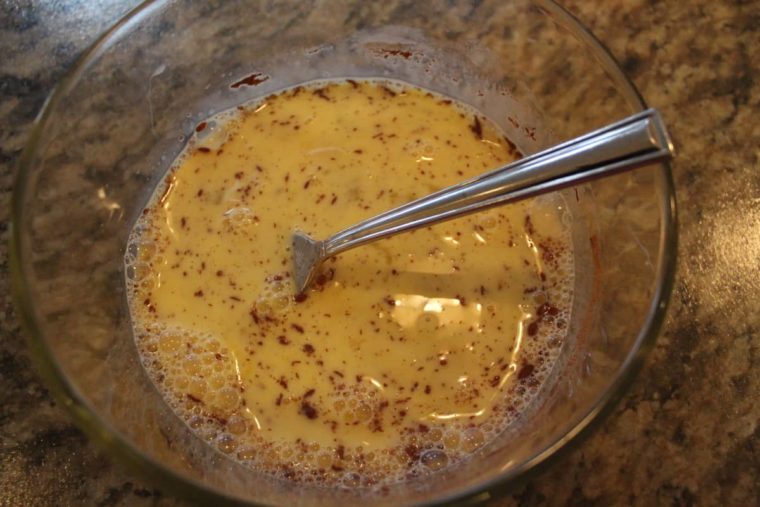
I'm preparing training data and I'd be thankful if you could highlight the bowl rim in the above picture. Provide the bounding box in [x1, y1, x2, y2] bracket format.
[10, 0, 677, 505]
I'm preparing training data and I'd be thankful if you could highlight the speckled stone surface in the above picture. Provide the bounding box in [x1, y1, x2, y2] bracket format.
[0, 1, 757, 506]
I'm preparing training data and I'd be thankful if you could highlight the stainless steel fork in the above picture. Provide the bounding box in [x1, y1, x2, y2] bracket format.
[292, 108, 673, 294]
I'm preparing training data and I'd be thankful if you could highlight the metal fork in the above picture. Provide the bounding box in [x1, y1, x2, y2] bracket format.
[292, 108, 673, 294]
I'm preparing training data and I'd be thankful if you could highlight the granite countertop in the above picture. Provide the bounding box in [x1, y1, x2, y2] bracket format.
[0, 1, 757, 505]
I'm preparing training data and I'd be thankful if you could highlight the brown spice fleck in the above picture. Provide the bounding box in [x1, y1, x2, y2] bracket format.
[195, 121, 207, 132]
[230, 72, 269, 89]
[380, 48, 413, 59]
[539, 242, 556, 263]
[193, 290, 204, 297]
[186, 394, 203, 404]
[518, 363, 535, 380]
[524, 214, 535, 234]
[210, 414, 228, 426]
[470, 116, 483, 139]
[313, 88, 330, 101]
[314, 268, 335, 288]
[294, 293, 308, 303]
[300, 401, 318, 419]
[277, 335, 290, 345]
[302, 343, 315, 355]
[291, 323, 305, 334]
[537, 302, 560, 317]
[380, 85, 397, 97]
[404, 444, 420, 461]
[198, 147, 211, 153]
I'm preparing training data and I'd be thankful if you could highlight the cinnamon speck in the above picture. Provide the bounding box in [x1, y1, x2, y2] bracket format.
[380, 48, 413, 59]
[518, 363, 535, 380]
[186, 394, 203, 404]
[300, 401, 318, 419]
[230, 72, 269, 89]
[470, 116, 483, 139]
[313, 88, 330, 101]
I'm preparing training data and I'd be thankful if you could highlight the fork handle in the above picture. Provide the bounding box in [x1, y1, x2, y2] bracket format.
[324, 108, 673, 256]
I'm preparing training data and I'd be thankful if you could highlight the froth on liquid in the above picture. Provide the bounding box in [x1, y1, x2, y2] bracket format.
[126, 79, 574, 489]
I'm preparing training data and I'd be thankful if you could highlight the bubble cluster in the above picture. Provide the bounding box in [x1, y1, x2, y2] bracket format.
[136, 323, 245, 429]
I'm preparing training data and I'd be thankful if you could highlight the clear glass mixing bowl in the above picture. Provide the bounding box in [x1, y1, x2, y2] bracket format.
[11, 1, 676, 505]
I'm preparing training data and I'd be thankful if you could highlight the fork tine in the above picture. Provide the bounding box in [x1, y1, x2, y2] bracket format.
[292, 231, 324, 294]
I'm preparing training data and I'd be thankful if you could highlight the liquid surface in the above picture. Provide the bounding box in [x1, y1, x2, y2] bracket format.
[127, 80, 573, 487]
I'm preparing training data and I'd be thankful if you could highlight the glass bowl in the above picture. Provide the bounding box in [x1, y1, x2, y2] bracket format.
[11, 0, 676, 505]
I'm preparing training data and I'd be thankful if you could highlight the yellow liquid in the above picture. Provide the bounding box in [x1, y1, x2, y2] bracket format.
[128, 80, 573, 487]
